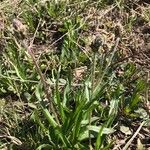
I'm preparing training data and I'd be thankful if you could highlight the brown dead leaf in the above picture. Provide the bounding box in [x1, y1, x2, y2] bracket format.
[137, 138, 144, 150]
[74, 66, 87, 80]
[12, 18, 27, 35]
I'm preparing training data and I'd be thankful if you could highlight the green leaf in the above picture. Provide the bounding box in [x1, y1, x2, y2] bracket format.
[95, 125, 105, 150]
[31, 110, 47, 132]
[35, 82, 43, 101]
[42, 108, 58, 128]
[87, 125, 115, 134]
[130, 94, 141, 108]
[55, 127, 71, 148]
[36, 144, 52, 150]
[72, 111, 83, 143]
[78, 126, 115, 141]
[55, 66, 66, 122]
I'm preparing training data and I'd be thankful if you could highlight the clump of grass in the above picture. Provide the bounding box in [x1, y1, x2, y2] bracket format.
[0, 0, 149, 149]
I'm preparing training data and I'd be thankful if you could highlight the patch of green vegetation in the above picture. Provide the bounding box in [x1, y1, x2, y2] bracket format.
[0, 0, 149, 149]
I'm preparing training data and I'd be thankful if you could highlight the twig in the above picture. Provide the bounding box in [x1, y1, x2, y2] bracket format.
[89, 53, 97, 150]
[23, 19, 60, 125]
[122, 121, 146, 150]
[96, 37, 120, 87]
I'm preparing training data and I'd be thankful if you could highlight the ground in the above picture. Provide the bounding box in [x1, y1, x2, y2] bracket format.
[0, 0, 150, 150]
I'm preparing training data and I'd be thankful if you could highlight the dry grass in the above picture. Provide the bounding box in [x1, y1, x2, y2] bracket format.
[0, 0, 150, 149]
